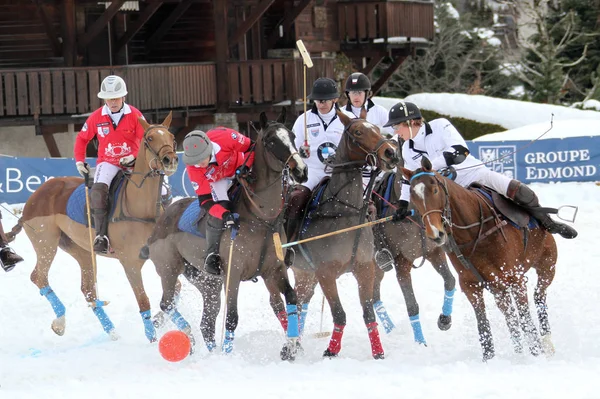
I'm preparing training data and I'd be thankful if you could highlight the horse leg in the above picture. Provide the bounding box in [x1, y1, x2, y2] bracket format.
[534, 258, 556, 356]
[294, 268, 319, 338]
[395, 256, 426, 345]
[120, 259, 155, 342]
[492, 288, 522, 354]
[29, 227, 66, 336]
[221, 273, 241, 354]
[188, 272, 222, 352]
[372, 265, 395, 334]
[316, 268, 348, 358]
[265, 266, 301, 361]
[429, 249, 456, 331]
[64, 239, 117, 339]
[513, 280, 542, 356]
[355, 262, 385, 359]
[152, 278, 181, 329]
[462, 282, 495, 361]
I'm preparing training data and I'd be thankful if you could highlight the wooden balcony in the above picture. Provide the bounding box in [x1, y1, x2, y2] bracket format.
[0, 58, 335, 126]
[337, 0, 434, 44]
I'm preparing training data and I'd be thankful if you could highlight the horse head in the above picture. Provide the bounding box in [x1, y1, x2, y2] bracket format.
[336, 110, 399, 171]
[138, 111, 179, 176]
[258, 109, 308, 184]
[401, 157, 449, 246]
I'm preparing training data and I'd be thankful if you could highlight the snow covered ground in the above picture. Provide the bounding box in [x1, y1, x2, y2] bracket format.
[2, 96, 600, 398]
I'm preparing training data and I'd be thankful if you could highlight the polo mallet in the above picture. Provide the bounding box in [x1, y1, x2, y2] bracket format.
[83, 170, 108, 307]
[220, 217, 240, 349]
[273, 215, 394, 261]
[296, 39, 313, 150]
[312, 296, 330, 339]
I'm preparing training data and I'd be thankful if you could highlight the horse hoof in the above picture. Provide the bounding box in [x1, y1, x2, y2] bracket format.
[482, 351, 495, 362]
[437, 314, 452, 331]
[152, 312, 167, 329]
[280, 344, 296, 362]
[373, 353, 385, 360]
[51, 316, 66, 336]
[542, 334, 555, 357]
[322, 349, 338, 358]
[108, 330, 120, 341]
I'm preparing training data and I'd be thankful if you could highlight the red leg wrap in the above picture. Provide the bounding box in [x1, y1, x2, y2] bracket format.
[276, 309, 288, 332]
[327, 324, 345, 355]
[367, 322, 384, 358]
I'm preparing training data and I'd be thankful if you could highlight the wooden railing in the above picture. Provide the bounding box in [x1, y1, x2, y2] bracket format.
[0, 63, 217, 118]
[337, 0, 434, 43]
[0, 58, 335, 118]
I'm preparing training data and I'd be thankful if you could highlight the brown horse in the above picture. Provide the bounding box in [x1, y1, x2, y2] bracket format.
[6, 113, 178, 342]
[371, 170, 456, 345]
[146, 110, 309, 359]
[402, 157, 557, 361]
[291, 111, 399, 359]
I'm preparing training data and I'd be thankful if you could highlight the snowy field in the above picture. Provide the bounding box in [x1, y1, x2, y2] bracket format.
[1, 181, 598, 399]
[2, 94, 600, 398]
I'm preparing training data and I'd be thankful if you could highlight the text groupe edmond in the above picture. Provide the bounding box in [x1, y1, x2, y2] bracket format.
[524, 149, 597, 179]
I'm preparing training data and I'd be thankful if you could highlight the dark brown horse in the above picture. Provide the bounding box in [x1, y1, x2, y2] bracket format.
[402, 157, 557, 360]
[147, 110, 309, 359]
[371, 170, 456, 345]
[291, 111, 399, 359]
[6, 113, 179, 342]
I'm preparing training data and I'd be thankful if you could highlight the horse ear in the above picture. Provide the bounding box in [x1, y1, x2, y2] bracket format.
[259, 112, 268, 129]
[139, 116, 150, 132]
[421, 157, 433, 171]
[401, 167, 413, 180]
[359, 106, 367, 120]
[162, 111, 173, 128]
[277, 107, 287, 124]
[337, 110, 351, 126]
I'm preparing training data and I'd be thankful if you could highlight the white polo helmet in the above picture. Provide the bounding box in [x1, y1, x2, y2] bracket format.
[98, 75, 128, 99]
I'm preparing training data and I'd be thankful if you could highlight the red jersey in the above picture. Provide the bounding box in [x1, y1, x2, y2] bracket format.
[186, 127, 254, 197]
[74, 103, 145, 165]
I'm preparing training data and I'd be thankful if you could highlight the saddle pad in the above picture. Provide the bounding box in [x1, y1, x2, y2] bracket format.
[379, 172, 396, 218]
[177, 200, 207, 238]
[66, 182, 122, 227]
[473, 187, 538, 230]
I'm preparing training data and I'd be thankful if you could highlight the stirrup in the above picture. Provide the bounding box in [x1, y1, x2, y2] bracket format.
[284, 248, 296, 267]
[375, 248, 395, 272]
[93, 235, 110, 254]
[204, 252, 222, 276]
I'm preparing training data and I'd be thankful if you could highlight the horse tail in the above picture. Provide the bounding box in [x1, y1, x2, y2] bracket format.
[5, 219, 24, 243]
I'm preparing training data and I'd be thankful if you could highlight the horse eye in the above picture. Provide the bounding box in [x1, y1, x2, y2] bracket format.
[434, 188, 438, 194]
[267, 141, 275, 147]
[354, 130, 362, 136]
[148, 136, 153, 142]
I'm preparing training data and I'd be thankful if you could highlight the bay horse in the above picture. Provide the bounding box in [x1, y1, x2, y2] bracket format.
[371, 170, 457, 345]
[6, 112, 178, 342]
[291, 110, 399, 359]
[402, 157, 557, 361]
[146, 110, 309, 359]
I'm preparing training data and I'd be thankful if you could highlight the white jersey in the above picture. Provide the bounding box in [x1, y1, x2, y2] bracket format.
[400, 118, 511, 202]
[342, 99, 395, 188]
[292, 106, 345, 190]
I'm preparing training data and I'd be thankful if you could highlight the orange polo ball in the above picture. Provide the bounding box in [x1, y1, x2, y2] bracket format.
[158, 330, 191, 362]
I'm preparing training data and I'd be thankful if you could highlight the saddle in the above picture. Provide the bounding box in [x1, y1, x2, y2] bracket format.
[467, 183, 532, 229]
[373, 171, 396, 218]
[298, 177, 330, 239]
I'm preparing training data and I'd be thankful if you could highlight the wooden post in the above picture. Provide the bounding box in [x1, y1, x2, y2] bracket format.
[213, 0, 230, 113]
[61, 0, 76, 66]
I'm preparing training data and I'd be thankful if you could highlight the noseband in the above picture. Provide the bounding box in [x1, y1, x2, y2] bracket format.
[411, 171, 453, 231]
[143, 126, 176, 174]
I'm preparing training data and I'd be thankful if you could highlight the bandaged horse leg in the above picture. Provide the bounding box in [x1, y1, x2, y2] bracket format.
[372, 267, 396, 334]
[395, 260, 426, 345]
[513, 280, 542, 356]
[39, 286, 66, 336]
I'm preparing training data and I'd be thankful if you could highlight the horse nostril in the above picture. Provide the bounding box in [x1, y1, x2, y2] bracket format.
[384, 148, 394, 159]
[163, 156, 171, 165]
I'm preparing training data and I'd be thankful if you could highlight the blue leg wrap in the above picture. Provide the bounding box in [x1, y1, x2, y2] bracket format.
[40, 286, 66, 318]
[286, 304, 299, 338]
[222, 330, 234, 354]
[92, 305, 115, 334]
[298, 303, 309, 337]
[169, 309, 191, 331]
[206, 341, 217, 352]
[374, 300, 395, 334]
[140, 310, 157, 342]
[442, 288, 456, 316]
[409, 314, 427, 345]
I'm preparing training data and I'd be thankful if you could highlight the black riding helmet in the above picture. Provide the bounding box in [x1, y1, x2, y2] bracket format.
[383, 101, 422, 127]
[307, 77, 339, 100]
[345, 72, 371, 92]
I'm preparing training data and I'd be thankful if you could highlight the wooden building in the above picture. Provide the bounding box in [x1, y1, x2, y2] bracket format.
[0, 0, 434, 156]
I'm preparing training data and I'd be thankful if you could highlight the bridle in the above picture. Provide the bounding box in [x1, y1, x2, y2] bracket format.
[142, 125, 177, 174]
[411, 171, 453, 233]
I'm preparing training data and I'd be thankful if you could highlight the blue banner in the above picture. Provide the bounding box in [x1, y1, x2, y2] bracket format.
[467, 137, 600, 183]
[1, 137, 599, 203]
[0, 154, 195, 204]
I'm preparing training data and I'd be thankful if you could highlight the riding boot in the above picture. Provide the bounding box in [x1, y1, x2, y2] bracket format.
[507, 180, 577, 239]
[0, 215, 23, 271]
[204, 215, 225, 276]
[284, 185, 312, 267]
[90, 183, 110, 253]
